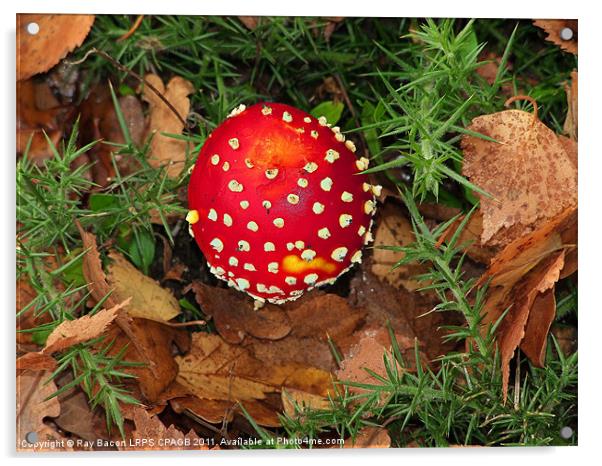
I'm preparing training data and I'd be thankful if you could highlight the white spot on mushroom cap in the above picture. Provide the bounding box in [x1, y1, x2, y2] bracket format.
[356, 157, 370, 171]
[188, 224, 195, 238]
[228, 104, 246, 118]
[335, 132, 345, 142]
[228, 180, 244, 192]
[297, 178, 309, 188]
[339, 214, 353, 228]
[325, 149, 340, 163]
[345, 140, 357, 152]
[304, 273, 319, 285]
[273, 218, 284, 228]
[303, 162, 318, 173]
[358, 225, 366, 236]
[261, 105, 272, 115]
[211, 154, 220, 165]
[244, 263, 256, 271]
[222, 161, 230, 172]
[208, 208, 218, 221]
[286, 242, 295, 251]
[301, 249, 316, 262]
[238, 240, 250, 252]
[247, 221, 259, 232]
[285, 276, 297, 285]
[282, 111, 293, 122]
[312, 202, 325, 214]
[229, 138, 240, 150]
[294, 240, 305, 250]
[341, 191, 353, 203]
[210, 238, 224, 253]
[240, 200, 250, 210]
[371, 184, 383, 196]
[265, 168, 279, 179]
[303, 116, 312, 123]
[320, 177, 333, 191]
[223, 213, 233, 227]
[331, 247, 348, 262]
[364, 200, 376, 215]
[229, 256, 239, 266]
[351, 250, 362, 263]
[287, 194, 299, 205]
[268, 262, 279, 274]
[262, 200, 272, 210]
[212, 265, 226, 276]
[362, 182, 371, 192]
[244, 158, 254, 168]
[310, 130, 319, 139]
[235, 277, 250, 290]
[264, 242, 276, 252]
[318, 227, 331, 239]
[318, 116, 328, 126]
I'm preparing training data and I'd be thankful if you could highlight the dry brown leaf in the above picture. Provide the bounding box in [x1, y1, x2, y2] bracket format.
[371, 203, 425, 290]
[344, 426, 391, 449]
[43, 299, 128, 354]
[563, 70, 578, 140]
[478, 207, 576, 399]
[239, 16, 260, 30]
[534, 19, 578, 55]
[17, 14, 95, 80]
[119, 406, 211, 451]
[175, 332, 335, 426]
[335, 327, 409, 394]
[17, 277, 52, 345]
[16, 371, 63, 451]
[16, 79, 66, 163]
[16, 352, 57, 372]
[104, 318, 187, 402]
[78, 224, 120, 308]
[551, 324, 577, 356]
[188, 281, 291, 344]
[107, 251, 180, 322]
[323, 17, 344, 42]
[437, 211, 499, 264]
[142, 74, 194, 178]
[53, 386, 105, 442]
[462, 109, 577, 247]
[281, 388, 330, 419]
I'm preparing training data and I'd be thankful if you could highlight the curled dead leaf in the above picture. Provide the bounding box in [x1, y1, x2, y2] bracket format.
[478, 207, 576, 399]
[344, 426, 391, 449]
[563, 70, 578, 140]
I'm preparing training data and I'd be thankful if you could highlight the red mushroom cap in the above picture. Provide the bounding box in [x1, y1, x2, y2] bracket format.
[187, 102, 379, 304]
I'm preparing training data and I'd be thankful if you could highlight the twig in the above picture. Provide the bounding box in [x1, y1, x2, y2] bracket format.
[117, 15, 144, 42]
[67, 48, 190, 129]
[505, 95, 539, 124]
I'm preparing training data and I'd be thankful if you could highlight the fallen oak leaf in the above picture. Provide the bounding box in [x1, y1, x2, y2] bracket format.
[142, 74, 194, 178]
[17, 14, 95, 80]
[461, 103, 577, 248]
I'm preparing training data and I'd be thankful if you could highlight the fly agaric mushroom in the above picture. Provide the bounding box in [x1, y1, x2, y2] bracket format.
[187, 102, 380, 305]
